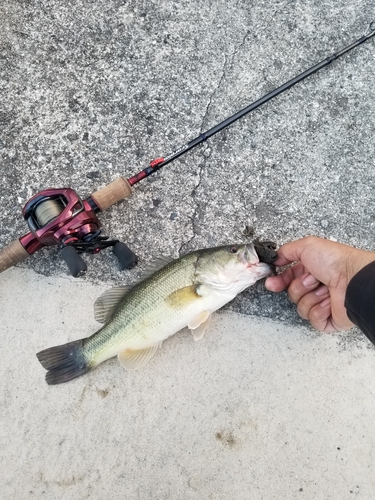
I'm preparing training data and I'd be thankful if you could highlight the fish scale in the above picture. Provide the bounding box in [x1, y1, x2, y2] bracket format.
[36, 242, 276, 384]
[84, 254, 199, 364]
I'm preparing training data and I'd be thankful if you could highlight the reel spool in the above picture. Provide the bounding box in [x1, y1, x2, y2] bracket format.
[34, 199, 65, 227]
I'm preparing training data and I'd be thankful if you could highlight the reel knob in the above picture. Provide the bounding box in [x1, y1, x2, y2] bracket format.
[60, 246, 87, 278]
[113, 242, 138, 270]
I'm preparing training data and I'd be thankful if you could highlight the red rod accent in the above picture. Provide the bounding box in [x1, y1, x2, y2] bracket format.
[127, 171, 148, 186]
[150, 157, 165, 168]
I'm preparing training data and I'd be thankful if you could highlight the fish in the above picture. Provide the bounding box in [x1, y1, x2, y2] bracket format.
[36, 241, 277, 385]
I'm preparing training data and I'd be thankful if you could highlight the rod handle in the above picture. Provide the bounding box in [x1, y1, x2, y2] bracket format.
[91, 177, 132, 211]
[0, 239, 30, 273]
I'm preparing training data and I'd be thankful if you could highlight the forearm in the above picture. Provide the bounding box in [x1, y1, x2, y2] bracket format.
[345, 261, 375, 345]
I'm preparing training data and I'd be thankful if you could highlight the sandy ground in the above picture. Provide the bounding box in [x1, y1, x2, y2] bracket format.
[1, 267, 375, 500]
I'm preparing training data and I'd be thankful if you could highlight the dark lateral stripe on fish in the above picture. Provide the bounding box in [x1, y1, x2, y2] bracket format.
[36, 340, 89, 385]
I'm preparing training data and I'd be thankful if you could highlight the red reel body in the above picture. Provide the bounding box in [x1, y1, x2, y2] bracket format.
[20, 188, 101, 254]
[17, 187, 137, 277]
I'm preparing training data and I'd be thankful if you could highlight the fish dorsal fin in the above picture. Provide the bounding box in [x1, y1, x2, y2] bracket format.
[188, 311, 212, 341]
[140, 256, 175, 280]
[117, 342, 162, 370]
[94, 286, 132, 324]
[94, 256, 175, 324]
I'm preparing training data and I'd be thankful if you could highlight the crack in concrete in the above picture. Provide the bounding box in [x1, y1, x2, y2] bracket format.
[200, 53, 228, 134]
[179, 32, 251, 255]
[178, 162, 205, 256]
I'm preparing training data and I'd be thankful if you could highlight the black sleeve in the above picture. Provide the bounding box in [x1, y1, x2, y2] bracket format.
[345, 261, 375, 346]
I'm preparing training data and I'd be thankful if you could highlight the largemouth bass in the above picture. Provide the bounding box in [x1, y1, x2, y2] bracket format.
[37, 241, 277, 384]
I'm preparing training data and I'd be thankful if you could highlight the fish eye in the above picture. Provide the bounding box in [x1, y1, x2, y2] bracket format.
[229, 246, 238, 254]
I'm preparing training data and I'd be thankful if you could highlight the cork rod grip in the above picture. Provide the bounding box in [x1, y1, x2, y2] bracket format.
[91, 177, 132, 211]
[0, 239, 30, 273]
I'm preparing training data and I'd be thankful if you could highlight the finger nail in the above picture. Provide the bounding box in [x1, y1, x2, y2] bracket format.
[315, 285, 329, 296]
[302, 274, 319, 287]
[320, 297, 331, 308]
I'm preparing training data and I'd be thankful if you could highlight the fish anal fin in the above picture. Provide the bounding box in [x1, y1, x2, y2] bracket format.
[94, 286, 131, 324]
[118, 343, 161, 370]
[188, 311, 212, 341]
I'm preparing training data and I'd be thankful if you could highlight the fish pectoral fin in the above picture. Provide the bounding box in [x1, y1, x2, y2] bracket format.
[188, 311, 212, 341]
[166, 285, 201, 307]
[94, 286, 132, 324]
[118, 343, 162, 370]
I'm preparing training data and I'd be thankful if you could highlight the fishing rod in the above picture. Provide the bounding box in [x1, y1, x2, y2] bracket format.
[0, 22, 374, 277]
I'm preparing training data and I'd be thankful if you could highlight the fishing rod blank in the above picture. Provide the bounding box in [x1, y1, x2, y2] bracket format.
[126, 22, 375, 186]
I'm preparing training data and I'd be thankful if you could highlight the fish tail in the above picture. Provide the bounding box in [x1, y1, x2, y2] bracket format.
[36, 339, 89, 385]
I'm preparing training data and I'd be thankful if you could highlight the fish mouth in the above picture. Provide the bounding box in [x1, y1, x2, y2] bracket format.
[243, 242, 277, 276]
[246, 261, 274, 278]
[237, 243, 278, 276]
[242, 244, 259, 265]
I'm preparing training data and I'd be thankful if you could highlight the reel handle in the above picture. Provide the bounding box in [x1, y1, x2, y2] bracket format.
[91, 177, 132, 211]
[0, 239, 30, 273]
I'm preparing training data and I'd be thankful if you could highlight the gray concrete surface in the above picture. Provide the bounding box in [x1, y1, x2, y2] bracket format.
[1, 0, 375, 320]
[1, 1, 375, 499]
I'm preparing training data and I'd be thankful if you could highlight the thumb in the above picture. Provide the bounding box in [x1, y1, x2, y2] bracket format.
[274, 237, 314, 267]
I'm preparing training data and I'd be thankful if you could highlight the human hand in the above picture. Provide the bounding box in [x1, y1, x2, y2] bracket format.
[265, 236, 375, 332]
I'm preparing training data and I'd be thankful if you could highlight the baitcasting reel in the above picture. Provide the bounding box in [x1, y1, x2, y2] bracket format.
[0, 180, 137, 277]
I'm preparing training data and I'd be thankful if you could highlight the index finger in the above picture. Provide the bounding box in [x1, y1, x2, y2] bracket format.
[265, 262, 306, 292]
